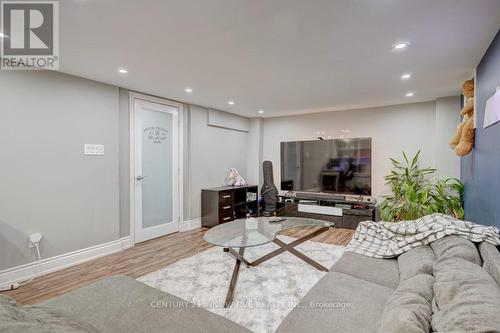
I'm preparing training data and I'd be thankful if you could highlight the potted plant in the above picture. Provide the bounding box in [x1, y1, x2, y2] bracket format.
[379, 151, 464, 222]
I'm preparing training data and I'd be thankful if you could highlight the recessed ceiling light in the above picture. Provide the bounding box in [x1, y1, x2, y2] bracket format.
[184, 87, 193, 93]
[406, 92, 415, 97]
[118, 68, 128, 74]
[228, 101, 235, 105]
[401, 73, 412, 80]
[0, 32, 7, 39]
[258, 110, 264, 114]
[393, 41, 410, 50]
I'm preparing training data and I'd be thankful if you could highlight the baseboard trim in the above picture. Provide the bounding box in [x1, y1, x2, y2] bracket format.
[120, 236, 133, 250]
[179, 218, 202, 232]
[0, 236, 132, 286]
[0, 221, 200, 286]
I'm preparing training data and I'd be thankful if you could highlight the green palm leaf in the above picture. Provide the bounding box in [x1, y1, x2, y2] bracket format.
[379, 151, 464, 222]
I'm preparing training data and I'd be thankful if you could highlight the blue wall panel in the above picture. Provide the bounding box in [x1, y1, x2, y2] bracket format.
[460, 29, 500, 227]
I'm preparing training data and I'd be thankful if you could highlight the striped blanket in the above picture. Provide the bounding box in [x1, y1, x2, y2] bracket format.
[346, 213, 500, 258]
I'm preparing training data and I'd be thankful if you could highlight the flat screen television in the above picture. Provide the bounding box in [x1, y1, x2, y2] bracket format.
[280, 138, 372, 196]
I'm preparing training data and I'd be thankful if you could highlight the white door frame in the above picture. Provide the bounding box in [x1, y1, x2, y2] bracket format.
[129, 92, 184, 245]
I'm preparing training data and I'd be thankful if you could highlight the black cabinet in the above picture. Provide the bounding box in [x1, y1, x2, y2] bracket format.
[201, 185, 258, 228]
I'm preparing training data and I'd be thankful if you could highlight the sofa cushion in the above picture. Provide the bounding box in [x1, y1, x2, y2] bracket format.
[41, 275, 251, 333]
[429, 235, 481, 265]
[379, 274, 434, 333]
[276, 272, 394, 333]
[478, 242, 500, 286]
[431, 256, 500, 332]
[332, 251, 399, 288]
[397, 245, 436, 281]
[0, 294, 98, 333]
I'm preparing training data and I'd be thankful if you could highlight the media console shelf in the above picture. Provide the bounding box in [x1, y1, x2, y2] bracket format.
[278, 195, 380, 230]
[201, 185, 258, 227]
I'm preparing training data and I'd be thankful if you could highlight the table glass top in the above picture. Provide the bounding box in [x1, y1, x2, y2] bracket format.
[203, 217, 334, 248]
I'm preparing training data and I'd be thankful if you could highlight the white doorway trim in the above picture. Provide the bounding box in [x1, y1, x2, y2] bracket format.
[129, 92, 184, 245]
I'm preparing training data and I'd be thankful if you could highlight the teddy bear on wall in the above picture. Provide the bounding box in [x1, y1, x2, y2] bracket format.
[449, 79, 475, 156]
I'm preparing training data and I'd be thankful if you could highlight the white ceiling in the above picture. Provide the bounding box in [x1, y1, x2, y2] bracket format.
[59, 0, 500, 118]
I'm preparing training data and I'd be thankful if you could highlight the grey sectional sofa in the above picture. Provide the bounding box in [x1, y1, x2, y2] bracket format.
[2, 236, 500, 332]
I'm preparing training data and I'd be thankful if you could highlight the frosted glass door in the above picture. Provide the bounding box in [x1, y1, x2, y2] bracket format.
[141, 110, 173, 228]
[134, 99, 179, 242]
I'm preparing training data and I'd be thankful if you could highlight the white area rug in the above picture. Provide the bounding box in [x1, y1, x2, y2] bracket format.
[138, 236, 345, 333]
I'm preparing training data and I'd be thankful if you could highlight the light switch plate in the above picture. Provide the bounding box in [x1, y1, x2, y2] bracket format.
[84, 144, 104, 156]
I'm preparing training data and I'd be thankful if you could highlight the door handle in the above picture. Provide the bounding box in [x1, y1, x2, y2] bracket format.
[136, 175, 145, 181]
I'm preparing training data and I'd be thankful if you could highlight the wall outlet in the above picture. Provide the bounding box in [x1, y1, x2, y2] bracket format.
[29, 233, 42, 248]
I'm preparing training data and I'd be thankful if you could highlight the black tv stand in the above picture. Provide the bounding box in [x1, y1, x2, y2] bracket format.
[277, 194, 380, 230]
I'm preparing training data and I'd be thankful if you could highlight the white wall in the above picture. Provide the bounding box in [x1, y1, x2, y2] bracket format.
[187, 105, 249, 219]
[118, 88, 130, 237]
[261, 101, 460, 199]
[246, 118, 263, 186]
[0, 71, 120, 270]
[435, 96, 461, 179]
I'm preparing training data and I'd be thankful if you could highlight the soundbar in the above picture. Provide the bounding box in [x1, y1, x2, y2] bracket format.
[291, 192, 345, 201]
[298, 203, 343, 216]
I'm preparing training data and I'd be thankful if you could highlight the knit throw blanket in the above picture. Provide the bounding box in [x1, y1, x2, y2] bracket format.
[346, 213, 500, 258]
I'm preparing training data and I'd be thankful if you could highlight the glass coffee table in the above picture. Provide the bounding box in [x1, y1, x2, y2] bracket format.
[203, 217, 335, 307]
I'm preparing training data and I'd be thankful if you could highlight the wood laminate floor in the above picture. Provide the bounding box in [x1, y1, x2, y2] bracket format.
[4, 227, 354, 305]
